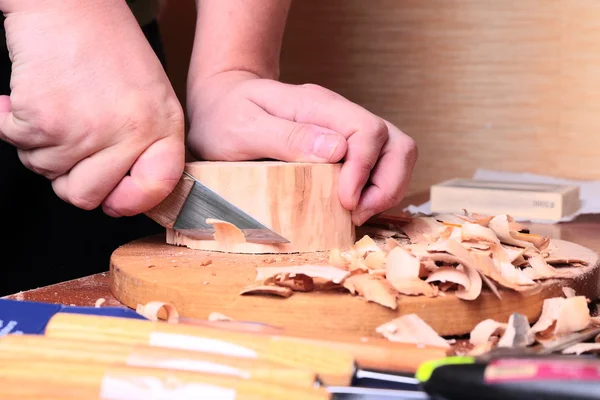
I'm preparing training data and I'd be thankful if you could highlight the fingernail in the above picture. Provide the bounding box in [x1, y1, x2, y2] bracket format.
[312, 134, 340, 160]
[353, 208, 374, 226]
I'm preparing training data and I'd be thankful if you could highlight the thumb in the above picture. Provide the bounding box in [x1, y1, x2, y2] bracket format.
[252, 113, 348, 163]
[101, 135, 186, 217]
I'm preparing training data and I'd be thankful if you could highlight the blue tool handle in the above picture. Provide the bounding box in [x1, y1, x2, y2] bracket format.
[0, 298, 146, 335]
[421, 356, 600, 400]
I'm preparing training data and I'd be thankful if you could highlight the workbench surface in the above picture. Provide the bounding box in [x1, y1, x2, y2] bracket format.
[2, 271, 120, 307]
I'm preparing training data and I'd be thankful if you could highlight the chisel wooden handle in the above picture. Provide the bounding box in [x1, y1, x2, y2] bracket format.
[0, 359, 330, 400]
[0, 334, 317, 388]
[181, 318, 453, 372]
[44, 312, 356, 386]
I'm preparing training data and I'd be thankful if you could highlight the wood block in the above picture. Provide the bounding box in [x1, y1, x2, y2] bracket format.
[166, 161, 355, 254]
[430, 178, 581, 221]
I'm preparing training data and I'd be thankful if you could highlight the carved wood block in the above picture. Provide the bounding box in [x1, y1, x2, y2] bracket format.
[166, 161, 355, 253]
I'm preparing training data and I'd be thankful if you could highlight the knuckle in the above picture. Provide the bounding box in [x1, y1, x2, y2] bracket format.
[366, 118, 389, 143]
[300, 83, 337, 98]
[400, 135, 419, 166]
[164, 99, 185, 133]
[18, 152, 59, 180]
[282, 123, 311, 153]
[383, 190, 404, 208]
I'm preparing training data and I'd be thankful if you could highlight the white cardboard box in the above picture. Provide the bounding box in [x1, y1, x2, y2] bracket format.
[430, 178, 580, 221]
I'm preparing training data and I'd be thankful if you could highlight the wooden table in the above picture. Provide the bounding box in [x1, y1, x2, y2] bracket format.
[5, 199, 600, 319]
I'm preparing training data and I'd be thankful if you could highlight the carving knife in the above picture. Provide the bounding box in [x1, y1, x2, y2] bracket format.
[144, 171, 290, 244]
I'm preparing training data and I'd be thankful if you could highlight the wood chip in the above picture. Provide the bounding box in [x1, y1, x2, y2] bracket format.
[136, 301, 180, 323]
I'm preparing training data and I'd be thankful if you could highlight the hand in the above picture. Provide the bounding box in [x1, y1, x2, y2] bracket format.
[186, 71, 418, 226]
[0, 0, 185, 217]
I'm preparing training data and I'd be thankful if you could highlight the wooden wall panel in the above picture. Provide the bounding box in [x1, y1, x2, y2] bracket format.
[160, 1, 600, 196]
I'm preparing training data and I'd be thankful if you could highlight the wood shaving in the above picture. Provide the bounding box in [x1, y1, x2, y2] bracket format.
[206, 218, 247, 245]
[561, 343, 600, 355]
[136, 301, 180, 323]
[465, 289, 599, 355]
[239, 211, 594, 314]
[375, 314, 451, 349]
[208, 312, 234, 322]
[239, 283, 293, 298]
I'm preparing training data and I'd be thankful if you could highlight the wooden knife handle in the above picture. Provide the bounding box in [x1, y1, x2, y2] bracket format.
[45, 312, 357, 386]
[144, 173, 195, 228]
[177, 318, 452, 373]
[0, 334, 318, 389]
[0, 359, 331, 400]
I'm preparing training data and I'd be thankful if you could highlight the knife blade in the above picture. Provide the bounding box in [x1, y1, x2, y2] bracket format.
[145, 171, 290, 244]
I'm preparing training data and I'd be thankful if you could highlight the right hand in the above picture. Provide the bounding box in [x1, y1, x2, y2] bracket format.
[0, 0, 185, 217]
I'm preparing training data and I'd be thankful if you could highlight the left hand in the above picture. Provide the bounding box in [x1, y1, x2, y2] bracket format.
[186, 71, 418, 226]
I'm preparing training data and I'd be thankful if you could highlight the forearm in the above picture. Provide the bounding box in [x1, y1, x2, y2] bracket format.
[1, 0, 116, 12]
[188, 0, 292, 84]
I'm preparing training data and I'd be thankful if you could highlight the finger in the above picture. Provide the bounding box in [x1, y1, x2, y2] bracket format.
[351, 121, 418, 226]
[17, 143, 83, 180]
[51, 141, 139, 211]
[0, 96, 49, 150]
[101, 134, 185, 217]
[337, 123, 387, 211]
[247, 82, 388, 210]
[238, 106, 348, 163]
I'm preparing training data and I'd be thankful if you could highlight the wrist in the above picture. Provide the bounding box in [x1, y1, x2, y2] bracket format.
[187, 54, 281, 88]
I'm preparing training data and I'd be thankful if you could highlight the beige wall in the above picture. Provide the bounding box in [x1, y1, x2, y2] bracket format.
[159, 1, 600, 196]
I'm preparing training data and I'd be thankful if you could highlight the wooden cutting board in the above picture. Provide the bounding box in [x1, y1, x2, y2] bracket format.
[109, 234, 600, 337]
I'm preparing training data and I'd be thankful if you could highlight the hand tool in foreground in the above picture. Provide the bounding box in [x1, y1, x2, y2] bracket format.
[414, 324, 600, 400]
[0, 298, 447, 390]
[0, 334, 319, 388]
[0, 335, 432, 400]
[0, 358, 331, 400]
[175, 314, 451, 377]
[144, 171, 290, 244]
[43, 312, 443, 392]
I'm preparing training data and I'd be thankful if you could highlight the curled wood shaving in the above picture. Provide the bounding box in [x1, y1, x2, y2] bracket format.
[239, 283, 293, 298]
[469, 319, 508, 346]
[206, 218, 247, 245]
[342, 274, 398, 310]
[466, 289, 599, 355]
[136, 301, 180, 323]
[375, 314, 451, 349]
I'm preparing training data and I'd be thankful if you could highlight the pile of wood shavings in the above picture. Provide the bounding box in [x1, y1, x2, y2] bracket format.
[466, 287, 600, 356]
[239, 211, 590, 309]
[371, 287, 600, 352]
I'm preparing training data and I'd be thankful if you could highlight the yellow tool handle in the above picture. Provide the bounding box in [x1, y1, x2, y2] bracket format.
[187, 318, 453, 372]
[0, 358, 331, 400]
[44, 312, 356, 386]
[0, 334, 318, 388]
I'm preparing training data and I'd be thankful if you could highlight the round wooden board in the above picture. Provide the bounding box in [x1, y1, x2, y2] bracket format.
[109, 234, 600, 337]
